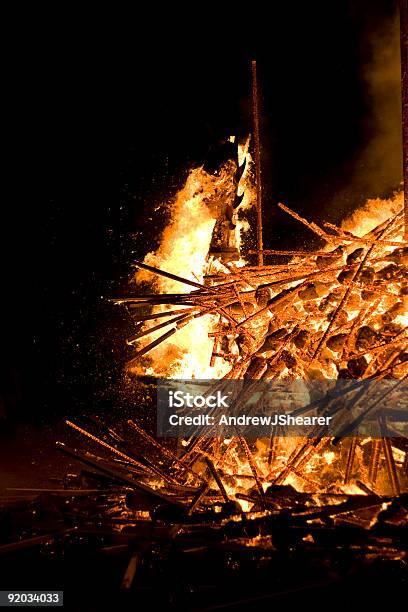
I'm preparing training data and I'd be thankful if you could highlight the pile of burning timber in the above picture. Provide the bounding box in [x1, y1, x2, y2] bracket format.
[2, 204, 407, 602]
[114, 202, 408, 498]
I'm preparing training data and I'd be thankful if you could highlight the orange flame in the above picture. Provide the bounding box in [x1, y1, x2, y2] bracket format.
[131, 140, 254, 379]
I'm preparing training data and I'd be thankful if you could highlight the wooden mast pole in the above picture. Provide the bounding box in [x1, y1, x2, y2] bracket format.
[400, 0, 408, 238]
[251, 60, 264, 265]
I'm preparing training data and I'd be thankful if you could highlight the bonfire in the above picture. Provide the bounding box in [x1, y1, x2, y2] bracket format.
[99, 137, 406, 507]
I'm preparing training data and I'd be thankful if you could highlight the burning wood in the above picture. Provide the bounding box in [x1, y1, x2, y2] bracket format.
[108, 187, 408, 504]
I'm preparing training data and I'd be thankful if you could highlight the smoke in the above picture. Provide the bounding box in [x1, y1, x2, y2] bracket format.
[332, 6, 402, 216]
[358, 9, 402, 194]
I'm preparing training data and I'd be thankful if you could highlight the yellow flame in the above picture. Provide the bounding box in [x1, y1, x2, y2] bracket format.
[132, 146, 254, 379]
[341, 191, 403, 237]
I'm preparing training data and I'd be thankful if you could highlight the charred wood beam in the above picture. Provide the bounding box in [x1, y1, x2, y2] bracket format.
[369, 439, 382, 485]
[344, 437, 358, 484]
[238, 435, 266, 508]
[251, 60, 264, 266]
[204, 457, 230, 504]
[400, 0, 408, 237]
[128, 309, 195, 321]
[133, 260, 216, 292]
[65, 420, 149, 472]
[186, 482, 211, 515]
[126, 328, 177, 365]
[0, 530, 75, 555]
[127, 313, 192, 343]
[56, 442, 184, 506]
[380, 414, 401, 496]
[127, 419, 206, 485]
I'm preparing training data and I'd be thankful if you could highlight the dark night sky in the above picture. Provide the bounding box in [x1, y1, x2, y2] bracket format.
[1, 1, 403, 423]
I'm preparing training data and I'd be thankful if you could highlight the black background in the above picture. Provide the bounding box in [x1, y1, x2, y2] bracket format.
[2, 0, 403, 424]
